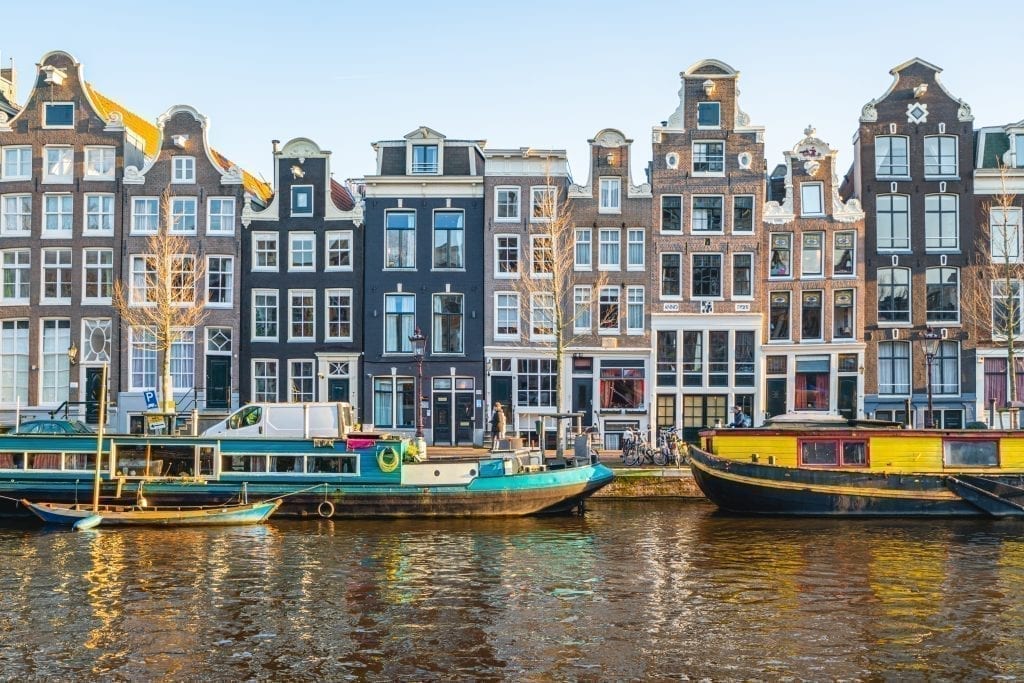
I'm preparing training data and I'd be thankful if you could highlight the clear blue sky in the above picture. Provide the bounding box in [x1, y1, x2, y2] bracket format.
[2, 0, 1019, 186]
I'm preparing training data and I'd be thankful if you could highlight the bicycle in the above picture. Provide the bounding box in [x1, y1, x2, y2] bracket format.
[623, 430, 667, 466]
[658, 426, 689, 466]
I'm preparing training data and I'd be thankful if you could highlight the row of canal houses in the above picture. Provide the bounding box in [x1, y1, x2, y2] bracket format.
[0, 51, 1022, 445]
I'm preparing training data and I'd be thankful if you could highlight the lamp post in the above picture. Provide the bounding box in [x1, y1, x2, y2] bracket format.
[409, 327, 427, 438]
[918, 328, 941, 428]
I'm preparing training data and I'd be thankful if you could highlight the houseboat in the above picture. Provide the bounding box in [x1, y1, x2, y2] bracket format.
[0, 433, 614, 519]
[690, 415, 1024, 517]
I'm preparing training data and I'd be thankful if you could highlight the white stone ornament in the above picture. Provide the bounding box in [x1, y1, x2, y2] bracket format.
[906, 102, 929, 124]
[737, 152, 751, 170]
[291, 164, 305, 179]
[123, 165, 145, 184]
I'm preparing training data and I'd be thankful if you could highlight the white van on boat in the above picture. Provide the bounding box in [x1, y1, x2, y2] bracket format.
[202, 402, 354, 438]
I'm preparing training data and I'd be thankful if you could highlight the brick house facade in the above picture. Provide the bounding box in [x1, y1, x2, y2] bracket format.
[852, 59, 976, 428]
[649, 60, 765, 441]
[762, 128, 866, 418]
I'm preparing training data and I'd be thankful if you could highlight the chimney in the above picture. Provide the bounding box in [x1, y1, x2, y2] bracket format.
[0, 55, 16, 107]
[272, 139, 280, 154]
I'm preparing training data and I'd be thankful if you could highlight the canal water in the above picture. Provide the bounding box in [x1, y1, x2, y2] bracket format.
[2, 500, 1024, 680]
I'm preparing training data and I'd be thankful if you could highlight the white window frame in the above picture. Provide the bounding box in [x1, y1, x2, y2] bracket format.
[172, 156, 196, 184]
[530, 234, 553, 279]
[40, 248, 72, 305]
[494, 234, 520, 279]
[169, 328, 196, 391]
[573, 285, 592, 333]
[800, 182, 824, 217]
[205, 327, 232, 355]
[691, 195, 724, 233]
[877, 266, 912, 325]
[626, 286, 644, 334]
[131, 197, 159, 234]
[129, 255, 156, 306]
[1, 146, 32, 181]
[84, 193, 114, 235]
[691, 252, 723, 300]
[384, 209, 416, 270]
[926, 266, 960, 325]
[205, 255, 234, 308]
[325, 230, 354, 272]
[43, 102, 74, 129]
[495, 292, 520, 340]
[924, 135, 958, 178]
[877, 194, 911, 251]
[530, 185, 556, 222]
[732, 195, 754, 233]
[252, 232, 279, 272]
[411, 144, 440, 174]
[660, 252, 683, 299]
[432, 209, 465, 270]
[574, 228, 592, 271]
[801, 232, 825, 277]
[598, 228, 621, 271]
[800, 291, 824, 342]
[731, 252, 754, 300]
[833, 231, 856, 277]
[170, 197, 197, 234]
[383, 293, 415, 354]
[325, 288, 354, 342]
[432, 293, 465, 355]
[0, 194, 31, 235]
[925, 194, 959, 252]
[878, 341, 912, 396]
[599, 177, 621, 213]
[129, 326, 157, 391]
[252, 289, 279, 341]
[627, 228, 645, 270]
[692, 141, 725, 176]
[206, 197, 236, 235]
[529, 293, 555, 341]
[288, 289, 316, 342]
[598, 286, 621, 334]
[289, 360, 316, 402]
[992, 208, 1024, 264]
[82, 248, 113, 304]
[291, 185, 314, 217]
[83, 146, 115, 180]
[0, 249, 30, 304]
[288, 232, 316, 272]
[875, 135, 910, 178]
[494, 186, 521, 222]
[43, 146, 73, 184]
[39, 319, 71, 405]
[252, 359, 279, 403]
[0, 319, 29, 404]
[833, 289, 856, 340]
[42, 193, 73, 236]
[660, 195, 683, 232]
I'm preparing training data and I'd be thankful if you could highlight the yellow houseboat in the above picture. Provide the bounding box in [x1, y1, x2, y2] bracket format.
[689, 415, 1024, 517]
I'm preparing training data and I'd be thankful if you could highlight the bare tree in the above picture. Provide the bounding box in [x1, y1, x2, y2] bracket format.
[113, 188, 207, 416]
[508, 178, 611, 417]
[964, 165, 1022, 425]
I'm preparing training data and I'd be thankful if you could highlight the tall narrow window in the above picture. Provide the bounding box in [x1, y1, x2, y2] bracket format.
[833, 290, 854, 339]
[531, 186, 556, 221]
[833, 231, 855, 276]
[574, 286, 592, 332]
[289, 361, 315, 402]
[206, 256, 234, 306]
[433, 294, 464, 354]
[599, 286, 620, 332]
[598, 228, 620, 270]
[531, 236, 553, 277]
[43, 194, 73, 235]
[932, 341, 960, 395]
[170, 197, 197, 233]
[692, 196, 723, 232]
[40, 320, 71, 404]
[253, 233, 279, 271]
[288, 290, 315, 341]
[878, 267, 911, 323]
[627, 286, 644, 333]
[253, 290, 279, 340]
[878, 341, 911, 395]
[530, 293, 555, 338]
[433, 210, 464, 269]
[384, 294, 415, 353]
[924, 135, 958, 177]
[326, 289, 353, 341]
[991, 208, 1023, 263]
[170, 329, 195, 391]
[0, 320, 29, 403]
[1, 250, 30, 303]
[732, 253, 752, 297]
[734, 331, 755, 386]
[925, 194, 958, 250]
[800, 183, 824, 216]
[253, 360, 278, 402]
[83, 249, 113, 302]
[769, 234, 792, 277]
[599, 178, 621, 212]
[207, 198, 236, 234]
[992, 280, 1024, 338]
[801, 232, 824, 276]
[496, 235, 520, 276]
[130, 327, 157, 390]
[41, 248, 72, 303]
[85, 194, 114, 233]
[926, 267, 959, 323]
[412, 145, 438, 174]
[733, 196, 754, 233]
[657, 331, 678, 387]
[692, 254, 722, 298]
[385, 211, 416, 269]
[495, 293, 519, 338]
[495, 187, 520, 221]
[627, 229, 644, 269]
[661, 253, 681, 297]
[708, 330, 729, 387]
[877, 195, 910, 250]
[661, 195, 682, 231]
[682, 331, 703, 387]
[769, 292, 790, 341]
[801, 291, 823, 341]
[574, 228, 592, 270]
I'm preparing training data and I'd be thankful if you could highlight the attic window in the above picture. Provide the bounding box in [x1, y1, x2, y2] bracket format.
[43, 102, 74, 128]
[697, 102, 721, 128]
[412, 145, 438, 174]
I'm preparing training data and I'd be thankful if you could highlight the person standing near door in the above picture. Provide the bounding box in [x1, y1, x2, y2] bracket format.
[490, 402, 506, 449]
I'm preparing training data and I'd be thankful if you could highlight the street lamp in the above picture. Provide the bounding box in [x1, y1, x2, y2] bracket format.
[918, 328, 941, 428]
[409, 327, 427, 438]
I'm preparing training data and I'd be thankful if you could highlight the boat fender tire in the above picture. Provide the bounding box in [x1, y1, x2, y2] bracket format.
[377, 447, 400, 473]
[317, 500, 335, 518]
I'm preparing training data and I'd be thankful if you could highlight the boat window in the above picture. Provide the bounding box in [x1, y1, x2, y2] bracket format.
[842, 442, 867, 466]
[271, 455, 304, 473]
[799, 439, 869, 468]
[28, 453, 62, 469]
[0, 452, 24, 469]
[944, 440, 998, 467]
[223, 455, 269, 472]
[308, 454, 357, 474]
[64, 452, 96, 471]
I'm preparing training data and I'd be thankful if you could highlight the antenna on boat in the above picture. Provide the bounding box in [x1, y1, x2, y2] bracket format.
[92, 362, 108, 512]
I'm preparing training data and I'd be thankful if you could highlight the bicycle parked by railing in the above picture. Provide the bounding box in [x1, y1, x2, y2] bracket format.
[622, 428, 668, 466]
[658, 426, 689, 466]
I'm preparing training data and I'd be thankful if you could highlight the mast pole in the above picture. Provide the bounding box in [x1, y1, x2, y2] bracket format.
[92, 363, 108, 512]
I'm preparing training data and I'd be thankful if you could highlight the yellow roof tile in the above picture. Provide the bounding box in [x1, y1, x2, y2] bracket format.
[212, 149, 273, 203]
[83, 83, 161, 158]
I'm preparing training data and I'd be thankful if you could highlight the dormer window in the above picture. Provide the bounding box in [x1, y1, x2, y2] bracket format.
[412, 144, 438, 174]
[697, 102, 721, 128]
[291, 185, 313, 217]
[172, 157, 195, 183]
[43, 102, 74, 129]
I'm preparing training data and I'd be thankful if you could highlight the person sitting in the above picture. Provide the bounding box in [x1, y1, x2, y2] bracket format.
[730, 406, 751, 428]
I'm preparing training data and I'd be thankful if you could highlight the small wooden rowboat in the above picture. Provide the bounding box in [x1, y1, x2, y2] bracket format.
[21, 498, 281, 527]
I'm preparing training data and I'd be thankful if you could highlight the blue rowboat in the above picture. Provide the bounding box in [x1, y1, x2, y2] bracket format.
[21, 499, 281, 526]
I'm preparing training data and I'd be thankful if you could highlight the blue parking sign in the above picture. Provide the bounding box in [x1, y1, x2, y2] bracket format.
[143, 390, 158, 410]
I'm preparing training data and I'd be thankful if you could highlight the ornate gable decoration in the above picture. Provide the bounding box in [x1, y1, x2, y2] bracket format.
[906, 102, 929, 124]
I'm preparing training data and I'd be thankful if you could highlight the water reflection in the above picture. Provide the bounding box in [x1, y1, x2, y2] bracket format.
[3, 504, 1024, 678]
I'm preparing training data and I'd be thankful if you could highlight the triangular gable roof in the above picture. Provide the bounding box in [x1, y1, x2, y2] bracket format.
[211, 149, 273, 203]
[683, 59, 737, 78]
[83, 83, 161, 158]
[889, 57, 943, 75]
[404, 126, 446, 140]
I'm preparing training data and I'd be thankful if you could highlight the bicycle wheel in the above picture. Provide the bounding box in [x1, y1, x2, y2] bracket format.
[652, 448, 668, 466]
[624, 445, 641, 466]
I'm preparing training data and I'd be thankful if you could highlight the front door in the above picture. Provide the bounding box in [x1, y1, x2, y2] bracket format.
[328, 378, 349, 402]
[206, 357, 230, 410]
[490, 376, 512, 426]
[85, 367, 103, 424]
[455, 393, 474, 445]
[837, 376, 857, 420]
[433, 394, 452, 446]
[572, 378, 593, 426]
[681, 394, 727, 443]
[766, 378, 787, 419]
